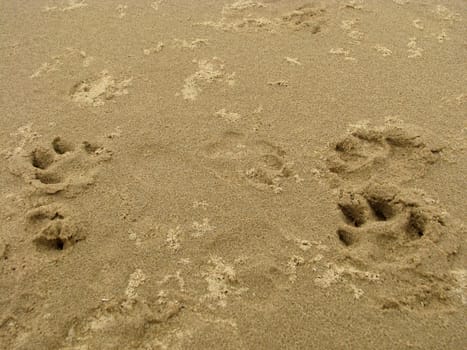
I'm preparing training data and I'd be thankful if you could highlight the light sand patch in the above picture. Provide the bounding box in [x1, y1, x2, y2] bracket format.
[314, 263, 380, 289]
[314, 264, 343, 288]
[450, 269, 467, 304]
[440, 92, 467, 106]
[192, 218, 214, 237]
[30, 48, 94, 78]
[350, 284, 364, 300]
[80, 51, 94, 67]
[295, 238, 312, 251]
[412, 19, 424, 30]
[253, 105, 263, 114]
[5, 123, 40, 157]
[128, 229, 142, 247]
[329, 48, 356, 61]
[180, 58, 234, 101]
[116, 4, 128, 18]
[374, 44, 392, 57]
[62, 0, 87, 11]
[348, 30, 364, 42]
[286, 255, 305, 283]
[433, 5, 461, 22]
[340, 19, 359, 31]
[201, 256, 247, 308]
[407, 37, 423, 58]
[124, 269, 146, 301]
[30, 58, 62, 78]
[70, 70, 133, 106]
[172, 38, 208, 49]
[284, 56, 302, 65]
[192, 200, 209, 210]
[150, 0, 164, 11]
[222, 0, 265, 15]
[143, 42, 164, 55]
[340, 18, 363, 43]
[43, 0, 88, 12]
[166, 226, 182, 251]
[214, 108, 242, 122]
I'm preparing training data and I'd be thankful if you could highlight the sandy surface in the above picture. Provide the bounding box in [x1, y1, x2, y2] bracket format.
[1, 0, 466, 349]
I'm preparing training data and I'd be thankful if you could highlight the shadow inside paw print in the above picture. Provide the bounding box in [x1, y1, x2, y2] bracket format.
[24, 137, 111, 194]
[26, 204, 86, 251]
[336, 183, 445, 249]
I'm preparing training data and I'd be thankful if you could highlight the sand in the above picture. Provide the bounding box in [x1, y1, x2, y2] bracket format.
[0, 0, 466, 349]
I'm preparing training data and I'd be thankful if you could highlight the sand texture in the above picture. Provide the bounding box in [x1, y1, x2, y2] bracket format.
[1, 0, 466, 349]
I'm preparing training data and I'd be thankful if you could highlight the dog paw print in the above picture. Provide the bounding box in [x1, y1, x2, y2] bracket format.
[21, 136, 111, 194]
[337, 183, 439, 248]
[200, 131, 294, 192]
[334, 182, 462, 307]
[244, 150, 293, 192]
[335, 183, 459, 266]
[26, 204, 86, 251]
[327, 122, 443, 183]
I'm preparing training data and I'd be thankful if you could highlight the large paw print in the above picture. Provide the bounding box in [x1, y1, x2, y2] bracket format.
[327, 122, 442, 183]
[334, 183, 463, 307]
[26, 204, 86, 251]
[335, 183, 457, 267]
[338, 183, 434, 246]
[10, 136, 111, 195]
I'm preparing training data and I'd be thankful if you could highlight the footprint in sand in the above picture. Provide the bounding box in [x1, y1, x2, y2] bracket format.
[335, 182, 462, 308]
[336, 183, 451, 247]
[8, 136, 111, 195]
[26, 203, 86, 251]
[326, 121, 464, 309]
[326, 120, 443, 184]
[201, 131, 294, 192]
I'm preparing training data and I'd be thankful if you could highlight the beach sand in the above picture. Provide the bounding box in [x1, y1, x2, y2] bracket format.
[0, 0, 466, 349]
